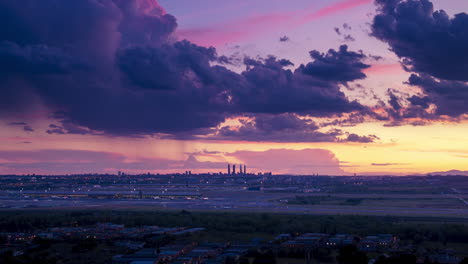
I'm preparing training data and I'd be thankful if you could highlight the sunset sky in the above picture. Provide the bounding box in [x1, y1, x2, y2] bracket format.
[1, 0, 468, 175]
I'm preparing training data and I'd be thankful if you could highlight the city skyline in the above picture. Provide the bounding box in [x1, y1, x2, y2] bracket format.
[1, 0, 468, 175]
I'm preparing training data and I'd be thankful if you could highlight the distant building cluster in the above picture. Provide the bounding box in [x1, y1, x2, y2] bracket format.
[278, 233, 397, 251]
[227, 164, 247, 176]
[113, 242, 237, 264]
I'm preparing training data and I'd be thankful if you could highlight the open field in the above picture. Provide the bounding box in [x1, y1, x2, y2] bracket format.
[2, 174, 468, 219]
[2, 199, 468, 218]
[2, 187, 468, 218]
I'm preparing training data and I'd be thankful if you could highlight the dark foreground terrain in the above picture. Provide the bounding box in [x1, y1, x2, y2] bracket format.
[1, 210, 468, 264]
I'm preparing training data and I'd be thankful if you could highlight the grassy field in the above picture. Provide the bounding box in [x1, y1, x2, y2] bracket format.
[285, 195, 465, 209]
[1, 210, 468, 240]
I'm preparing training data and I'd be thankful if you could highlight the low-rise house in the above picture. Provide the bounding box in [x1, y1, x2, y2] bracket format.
[427, 253, 460, 264]
[113, 248, 159, 264]
[158, 250, 180, 262]
[172, 257, 193, 264]
[274, 234, 292, 242]
[359, 234, 397, 252]
[172, 228, 205, 236]
[115, 240, 146, 250]
[0, 232, 36, 244]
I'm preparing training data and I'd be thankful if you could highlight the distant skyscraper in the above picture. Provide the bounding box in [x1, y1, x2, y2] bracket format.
[233, 164, 236, 175]
[228, 164, 231, 175]
[244, 165, 247, 175]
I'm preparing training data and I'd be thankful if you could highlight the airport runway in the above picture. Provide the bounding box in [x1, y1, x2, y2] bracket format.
[2, 195, 468, 218]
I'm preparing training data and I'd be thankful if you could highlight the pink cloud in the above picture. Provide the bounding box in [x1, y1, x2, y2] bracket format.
[177, 12, 292, 47]
[177, 0, 373, 47]
[363, 63, 405, 75]
[0, 148, 346, 175]
[0, 149, 225, 175]
[178, 1, 250, 21]
[228, 148, 345, 175]
[295, 0, 372, 26]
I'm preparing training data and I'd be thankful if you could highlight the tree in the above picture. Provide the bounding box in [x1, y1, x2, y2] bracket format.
[337, 245, 368, 264]
[375, 254, 417, 264]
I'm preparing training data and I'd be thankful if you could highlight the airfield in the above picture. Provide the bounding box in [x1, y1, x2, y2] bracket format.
[2, 188, 468, 218]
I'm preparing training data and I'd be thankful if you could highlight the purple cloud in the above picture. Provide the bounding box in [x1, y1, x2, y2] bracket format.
[372, 0, 468, 117]
[279, 36, 290, 42]
[228, 148, 345, 175]
[7, 121, 34, 132]
[0, 0, 372, 140]
[208, 114, 378, 143]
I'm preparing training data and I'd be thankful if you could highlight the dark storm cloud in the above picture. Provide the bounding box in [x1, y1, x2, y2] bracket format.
[334, 23, 355, 42]
[301, 45, 368, 84]
[46, 124, 65, 135]
[0, 0, 122, 117]
[345, 133, 378, 143]
[0, 0, 227, 136]
[7, 122, 27, 126]
[118, 40, 217, 90]
[334, 27, 341, 35]
[234, 46, 369, 116]
[7, 121, 34, 132]
[408, 74, 468, 116]
[372, 0, 468, 117]
[210, 113, 378, 143]
[343, 35, 355, 42]
[378, 89, 439, 126]
[372, 0, 468, 82]
[279, 36, 290, 42]
[320, 112, 366, 127]
[23, 125, 34, 132]
[213, 114, 339, 143]
[0, 0, 122, 62]
[0, 41, 83, 75]
[0, 0, 371, 140]
[112, 0, 177, 47]
[408, 95, 431, 109]
[46, 121, 94, 135]
[387, 90, 402, 111]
